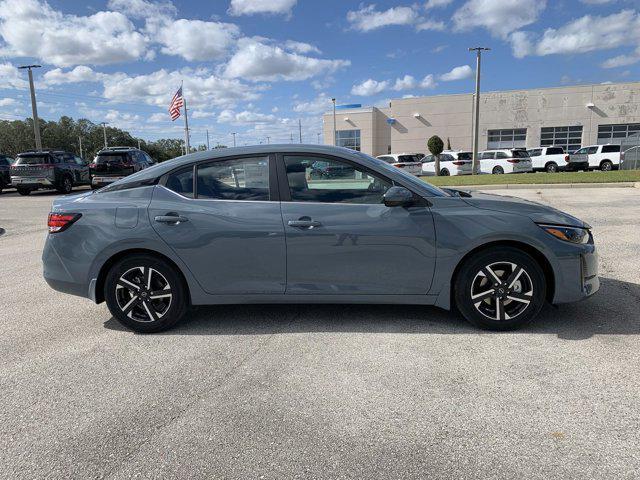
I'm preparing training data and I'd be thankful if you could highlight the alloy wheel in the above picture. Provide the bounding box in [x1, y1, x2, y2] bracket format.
[470, 261, 533, 321]
[115, 266, 173, 322]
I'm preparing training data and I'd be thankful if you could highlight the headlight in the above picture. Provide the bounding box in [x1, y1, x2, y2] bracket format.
[538, 224, 590, 244]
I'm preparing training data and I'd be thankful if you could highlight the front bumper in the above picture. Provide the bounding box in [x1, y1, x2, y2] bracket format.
[552, 244, 599, 304]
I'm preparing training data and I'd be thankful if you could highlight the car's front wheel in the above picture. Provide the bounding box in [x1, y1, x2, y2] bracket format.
[600, 160, 613, 172]
[454, 247, 546, 330]
[492, 166, 504, 174]
[57, 176, 73, 194]
[105, 254, 188, 333]
[545, 162, 558, 173]
[16, 187, 31, 196]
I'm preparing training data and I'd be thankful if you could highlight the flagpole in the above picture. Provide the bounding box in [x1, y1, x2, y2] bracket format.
[182, 82, 190, 154]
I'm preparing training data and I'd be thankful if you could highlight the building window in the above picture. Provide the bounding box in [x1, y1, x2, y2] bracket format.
[487, 128, 527, 149]
[597, 123, 640, 145]
[336, 130, 361, 151]
[540, 126, 583, 153]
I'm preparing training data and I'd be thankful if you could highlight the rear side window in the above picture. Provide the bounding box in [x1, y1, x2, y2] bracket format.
[496, 152, 508, 159]
[602, 145, 620, 153]
[165, 166, 194, 198]
[197, 157, 269, 201]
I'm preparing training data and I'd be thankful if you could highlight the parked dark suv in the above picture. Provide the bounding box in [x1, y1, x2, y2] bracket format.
[11, 150, 90, 195]
[0, 154, 15, 193]
[90, 147, 155, 189]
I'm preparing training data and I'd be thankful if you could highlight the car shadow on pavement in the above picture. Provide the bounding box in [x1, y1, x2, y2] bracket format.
[103, 277, 639, 340]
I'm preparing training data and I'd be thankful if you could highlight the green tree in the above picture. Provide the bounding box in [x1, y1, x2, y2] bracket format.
[427, 135, 444, 176]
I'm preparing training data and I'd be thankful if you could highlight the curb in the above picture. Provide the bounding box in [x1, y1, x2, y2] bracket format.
[443, 182, 638, 191]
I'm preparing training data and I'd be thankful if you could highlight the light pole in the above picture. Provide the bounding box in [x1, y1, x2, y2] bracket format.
[469, 47, 490, 175]
[231, 132, 237, 147]
[100, 122, 108, 148]
[266, 136, 270, 144]
[18, 65, 42, 150]
[317, 132, 321, 144]
[79, 135, 83, 158]
[331, 98, 337, 146]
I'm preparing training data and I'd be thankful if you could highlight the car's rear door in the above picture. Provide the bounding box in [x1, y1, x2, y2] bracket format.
[278, 153, 436, 295]
[149, 154, 286, 295]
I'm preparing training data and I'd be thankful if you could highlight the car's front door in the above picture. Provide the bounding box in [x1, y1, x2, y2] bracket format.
[149, 155, 286, 295]
[278, 154, 436, 295]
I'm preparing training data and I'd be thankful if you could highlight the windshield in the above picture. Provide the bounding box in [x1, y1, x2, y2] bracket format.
[512, 150, 530, 158]
[16, 155, 50, 165]
[352, 151, 448, 197]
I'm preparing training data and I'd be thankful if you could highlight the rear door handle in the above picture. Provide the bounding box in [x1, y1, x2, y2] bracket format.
[287, 219, 322, 229]
[155, 214, 189, 224]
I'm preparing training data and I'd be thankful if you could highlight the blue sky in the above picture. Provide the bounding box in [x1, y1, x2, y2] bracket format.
[0, 0, 639, 147]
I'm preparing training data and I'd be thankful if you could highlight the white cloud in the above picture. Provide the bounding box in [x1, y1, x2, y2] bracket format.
[0, 62, 27, 89]
[292, 93, 332, 114]
[580, 0, 616, 4]
[393, 75, 417, 91]
[420, 74, 437, 89]
[284, 40, 321, 54]
[0, 0, 148, 67]
[147, 112, 168, 123]
[510, 10, 640, 60]
[223, 38, 350, 81]
[102, 68, 263, 109]
[107, 0, 177, 19]
[453, 0, 546, 39]
[218, 109, 277, 124]
[601, 49, 640, 68]
[228, 0, 297, 17]
[347, 4, 419, 32]
[440, 65, 473, 81]
[43, 66, 106, 85]
[0, 97, 16, 107]
[425, 0, 453, 8]
[154, 19, 240, 61]
[191, 110, 216, 119]
[351, 79, 390, 96]
[416, 19, 446, 31]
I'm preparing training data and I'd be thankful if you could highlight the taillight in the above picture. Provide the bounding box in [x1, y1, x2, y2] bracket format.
[507, 158, 519, 163]
[394, 164, 405, 168]
[565, 155, 570, 162]
[47, 213, 81, 233]
[452, 161, 465, 165]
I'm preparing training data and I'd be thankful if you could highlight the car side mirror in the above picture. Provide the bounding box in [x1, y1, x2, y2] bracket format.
[383, 186, 414, 207]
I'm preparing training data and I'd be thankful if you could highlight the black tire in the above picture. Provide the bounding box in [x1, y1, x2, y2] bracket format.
[492, 166, 504, 175]
[600, 160, 613, 172]
[454, 247, 546, 331]
[16, 187, 31, 196]
[440, 168, 450, 176]
[104, 254, 188, 333]
[545, 162, 558, 173]
[57, 176, 73, 194]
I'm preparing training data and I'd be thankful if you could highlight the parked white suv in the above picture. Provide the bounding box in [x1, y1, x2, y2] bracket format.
[421, 151, 472, 176]
[376, 153, 423, 175]
[479, 149, 533, 174]
[527, 146, 565, 173]
[565, 144, 621, 172]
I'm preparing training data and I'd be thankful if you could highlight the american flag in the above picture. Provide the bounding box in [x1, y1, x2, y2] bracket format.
[168, 86, 184, 121]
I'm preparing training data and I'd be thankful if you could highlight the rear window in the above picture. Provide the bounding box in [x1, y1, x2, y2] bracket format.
[512, 150, 530, 158]
[398, 155, 422, 163]
[95, 153, 129, 164]
[602, 145, 620, 153]
[457, 152, 472, 160]
[15, 155, 50, 165]
[546, 147, 564, 155]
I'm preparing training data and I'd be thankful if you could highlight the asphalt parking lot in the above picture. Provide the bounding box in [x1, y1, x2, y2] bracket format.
[1, 186, 639, 479]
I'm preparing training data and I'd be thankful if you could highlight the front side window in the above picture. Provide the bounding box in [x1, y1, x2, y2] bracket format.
[496, 152, 508, 159]
[284, 155, 392, 204]
[587, 146, 598, 154]
[197, 156, 269, 201]
[480, 152, 495, 160]
[574, 147, 588, 154]
[528, 149, 541, 157]
[336, 130, 361, 151]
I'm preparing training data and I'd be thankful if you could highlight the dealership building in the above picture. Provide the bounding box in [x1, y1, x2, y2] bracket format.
[322, 81, 640, 157]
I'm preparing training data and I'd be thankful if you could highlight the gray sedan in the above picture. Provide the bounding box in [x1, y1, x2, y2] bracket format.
[42, 145, 598, 333]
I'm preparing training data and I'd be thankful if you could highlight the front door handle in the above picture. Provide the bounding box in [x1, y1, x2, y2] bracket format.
[155, 214, 189, 224]
[288, 218, 322, 229]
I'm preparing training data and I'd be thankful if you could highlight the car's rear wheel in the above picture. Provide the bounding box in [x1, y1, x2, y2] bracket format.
[57, 176, 73, 194]
[600, 160, 613, 172]
[454, 247, 546, 330]
[16, 187, 31, 196]
[492, 166, 504, 174]
[440, 168, 450, 176]
[545, 162, 558, 173]
[105, 254, 188, 333]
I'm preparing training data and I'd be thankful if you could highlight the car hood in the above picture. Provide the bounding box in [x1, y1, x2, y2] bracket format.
[459, 191, 589, 228]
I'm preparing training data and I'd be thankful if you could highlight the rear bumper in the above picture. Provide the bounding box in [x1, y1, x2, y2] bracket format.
[42, 238, 90, 300]
[11, 177, 53, 188]
[564, 161, 589, 172]
[91, 176, 124, 186]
